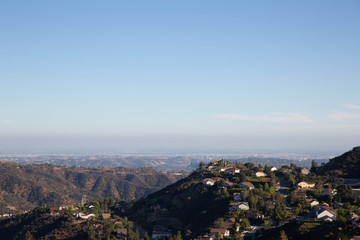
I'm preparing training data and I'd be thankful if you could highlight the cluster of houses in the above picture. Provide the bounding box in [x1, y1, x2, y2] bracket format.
[196, 160, 352, 239]
[48, 204, 130, 238]
[204, 160, 276, 177]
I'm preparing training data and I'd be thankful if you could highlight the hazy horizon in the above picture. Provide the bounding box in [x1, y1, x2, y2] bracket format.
[0, 136, 356, 156]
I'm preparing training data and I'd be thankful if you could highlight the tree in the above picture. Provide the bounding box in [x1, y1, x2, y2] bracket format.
[244, 162, 254, 169]
[270, 173, 277, 187]
[127, 229, 139, 240]
[103, 220, 115, 240]
[264, 165, 271, 175]
[199, 162, 205, 169]
[298, 225, 310, 235]
[240, 218, 250, 229]
[310, 160, 318, 172]
[287, 174, 296, 186]
[104, 198, 108, 213]
[23, 231, 35, 240]
[274, 193, 288, 220]
[278, 230, 288, 240]
[248, 195, 257, 209]
[174, 231, 182, 240]
[268, 186, 275, 195]
[264, 183, 270, 192]
[144, 232, 150, 240]
[240, 173, 247, 182]
[218, 159, 225, 167]
[233, 232, 243, 240]
[232, 222, 240, 233]
[214, 218, 224, 228]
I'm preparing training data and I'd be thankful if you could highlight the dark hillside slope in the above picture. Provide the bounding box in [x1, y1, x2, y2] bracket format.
[318, 146, 360, 178]
[0, 162, 186, 212]
[127, 171, 230, 238]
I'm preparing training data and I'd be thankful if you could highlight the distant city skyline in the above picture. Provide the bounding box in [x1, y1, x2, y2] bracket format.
[1, 1, 359, 153]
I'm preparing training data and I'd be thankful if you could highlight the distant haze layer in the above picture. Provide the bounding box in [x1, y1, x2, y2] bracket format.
[0, 136, 355, 155]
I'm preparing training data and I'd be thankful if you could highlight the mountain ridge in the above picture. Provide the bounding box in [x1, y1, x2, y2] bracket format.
[0, 162, 186, 213]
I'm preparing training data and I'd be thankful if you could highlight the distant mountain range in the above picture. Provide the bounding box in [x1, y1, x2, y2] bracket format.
[0, 162, 186, 213]
[0, 154, 330, 171]
[317, 146, 360, 178]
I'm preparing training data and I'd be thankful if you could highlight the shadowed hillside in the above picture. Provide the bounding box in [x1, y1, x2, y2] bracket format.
[0, 162, 186, 212]
[127, 170, 231, 238]
[317, 146, 360, 178]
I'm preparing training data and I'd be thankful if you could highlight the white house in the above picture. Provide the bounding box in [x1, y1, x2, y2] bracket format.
[297, 181, 316, 189]
[309, 200, 319, 207]
[301, 168, 310, 175]
[202, 178, 216, 186]
[238, 202, 250, 211]
[317, 209, 336, 222]
[255, 172, 267, 177]
[216, 167, 227, 172]
[270, 167, 278, 172]
[74, 212, 95, 220]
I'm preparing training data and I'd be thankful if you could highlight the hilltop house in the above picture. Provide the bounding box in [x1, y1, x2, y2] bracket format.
[230, 201, 250, 211]
[238, 202, 250, 211]
[319, 202, 331, 210]
[74, 212, 95, 220]
[261, 178, 271, 183]
[255, 172, 267, 177]
[316, 209, 336, 222]
[246, 211, 262, 219]
[152, 224, 172, 239]
[349, 212, 360, 228]
[117, 228, 128, 237]
[293, 189, 307, 198]
[207, 165, 216, 171]
[334, 178, 345, 185]
[209, 228, 230, 239]
[212, 177, 223, 182]
[202, 178, 216, 186]
[216, 167, 228, 172]
[300, 168, 310, 175]
[222, 181, 234, 187]
[309, 200, 320, 207]
[233, 193, 242, 201]
[297, 181, 316, 189]
[238, 182, 255, 190]
[226, 168, 240, 174]
[270, 167, 278, 172]
[321, 188, 337, 196]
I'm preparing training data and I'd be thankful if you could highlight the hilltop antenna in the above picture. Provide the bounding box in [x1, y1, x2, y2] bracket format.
[81, 195, 87, 206]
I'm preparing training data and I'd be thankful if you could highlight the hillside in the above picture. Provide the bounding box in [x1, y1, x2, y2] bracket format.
[1, 157, 360, 240]
[0, 162, 186, 213]
[317, 146, 360, 178]
[127, 170, 230, 238]
[0, 207, 86, 240]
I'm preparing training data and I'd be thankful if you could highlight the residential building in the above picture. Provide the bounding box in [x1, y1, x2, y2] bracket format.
[239, 182, 255, 190]
[297, 181, 316, 189]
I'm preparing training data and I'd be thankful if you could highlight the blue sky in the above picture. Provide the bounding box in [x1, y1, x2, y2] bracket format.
[1, 1, 360, 153]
